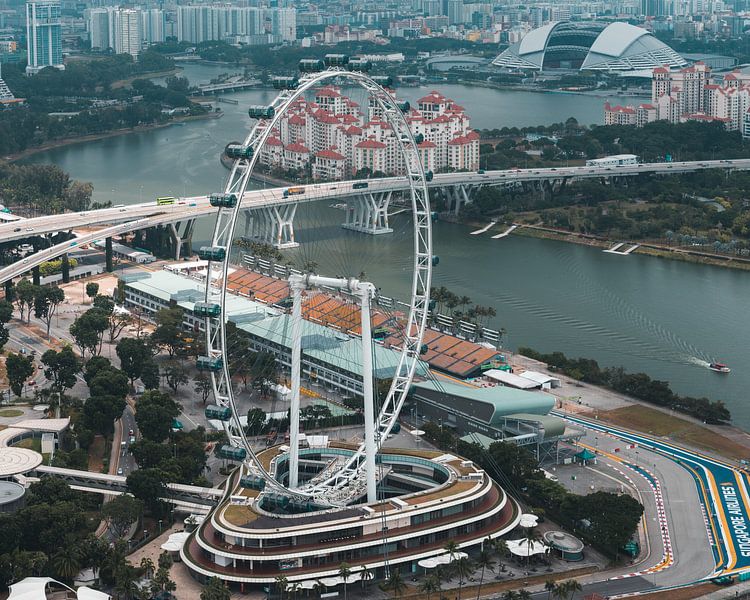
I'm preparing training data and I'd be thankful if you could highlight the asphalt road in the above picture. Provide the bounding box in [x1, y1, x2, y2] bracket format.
[560, 412, 750, 580]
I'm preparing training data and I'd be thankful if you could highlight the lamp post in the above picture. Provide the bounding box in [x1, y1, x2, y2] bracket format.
[158, 519, 163, 534]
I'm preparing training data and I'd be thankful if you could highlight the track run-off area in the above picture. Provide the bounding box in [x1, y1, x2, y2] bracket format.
[558, 412, 750, 579]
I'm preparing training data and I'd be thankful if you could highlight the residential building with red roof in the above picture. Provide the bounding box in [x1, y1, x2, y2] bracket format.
[258, 85, 479, 179]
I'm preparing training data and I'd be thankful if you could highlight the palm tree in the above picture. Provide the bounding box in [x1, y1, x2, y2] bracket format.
[518, 590, 532, 600]
[523, 527, 543, 566]
[384, 569, 407, 597]
[419, 574, 440, 600]
[563, 579, 583, 600]
[359, 564, 372, 591]
[312, 580, 326, 597]
[140, 557, 155, 579]
[475, 548, 496, 600]
[502, 591, 519, 600]
[552, 582, 567, 600]
[52, 547, 81, 581]
[338, 562, 352, 600]
[492, 538, 509, 559]
[444, 540, 460, 561]
[544, 579, 558, 600]
[453, 556, 475, 600]
[288, 582, 301, 600]
[275, 575, 288, 600]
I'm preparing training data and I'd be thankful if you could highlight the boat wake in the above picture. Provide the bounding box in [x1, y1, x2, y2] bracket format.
[687, 357, 711, 369]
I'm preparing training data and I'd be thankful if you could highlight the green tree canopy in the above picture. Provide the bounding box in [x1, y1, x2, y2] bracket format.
[6, 353, 34, 397]
[135, 390, 181, 442]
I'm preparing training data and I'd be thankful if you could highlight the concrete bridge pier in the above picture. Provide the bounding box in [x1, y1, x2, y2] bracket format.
[61, 254, 70, 284]
[443, 184, 480, 215]
[268, 205, 298, 249]
[168, 219, 196, 260]
[105, 237, 113, 273]
[5, 281, 13, 301]
[342, 191, 393, 234]
[241, 206, 298, 249]
[32, 266, 40, 286]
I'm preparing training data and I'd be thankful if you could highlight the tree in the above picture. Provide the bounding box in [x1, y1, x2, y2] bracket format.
[140, 557, 155, 579]
[453, 556, 475, 600]
[69, 308, 108, 358]
[85, 282, 99, 302]
[34, 285, 65, 337]
[359, 564, 372, 590]
[523, 527, 543, 566]
[126, 468, 169, 515]
[41, 346, 81, 395]
[384, 569, 406, 597]
[194, 374, 212, 405]
[6, 352, 34, 397]
[475, 546, 496, 600]
[94, 294, 131, 342]
[562, 580, 582, 600]
[82, 394, 126, 437]
[275, 575, 288, 600]
[151, 306, 184, 357]
[158, 550, 173, 570]
[135, 390, 181, 442]
[102, 494, 143, 538]
[15, 279, 38, 323]
[545, 579, 558, 600]
[116, 337, 151, 385]
[246, 407, 266, 436]
[201, 577, 230, 600]
[51, 546, 81, 581]
[141, 358, 160, 390]
[88, 366, 129, 400]
[163, 361, 188, 393]
[0, 299, 12, 324]
[338, 562, 351, 600]
[419, 574, 441, 600]
[150, 566, 176, 595]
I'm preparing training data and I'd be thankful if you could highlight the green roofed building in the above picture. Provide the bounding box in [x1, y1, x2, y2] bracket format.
[410, 378, 582, 462]
[121, 269, 427, 401]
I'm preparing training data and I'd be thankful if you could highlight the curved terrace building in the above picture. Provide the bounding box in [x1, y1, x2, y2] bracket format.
[181, 444, 521, 591]
[493, 21, 685, 72]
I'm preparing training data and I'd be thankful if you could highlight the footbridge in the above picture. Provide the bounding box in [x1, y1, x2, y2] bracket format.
[1, 158, 748, 287]
[32, 464, 223, 512]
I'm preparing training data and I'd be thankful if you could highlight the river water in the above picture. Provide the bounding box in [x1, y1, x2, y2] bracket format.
[20, 63, 750, 429]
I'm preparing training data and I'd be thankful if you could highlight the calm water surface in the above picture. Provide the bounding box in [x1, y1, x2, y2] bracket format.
[20, 64, 750, 429]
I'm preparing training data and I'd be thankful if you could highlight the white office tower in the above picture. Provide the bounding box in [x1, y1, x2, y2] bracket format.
[114, 9, 141, 59]
[26, 0, 64, 74]
[269, 7, 296, 41]
[141, 9, 165, 44]
[89, 7, 110, 51]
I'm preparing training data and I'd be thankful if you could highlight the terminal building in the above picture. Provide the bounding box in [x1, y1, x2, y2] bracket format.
[181, 444, 522, 590]
[122, 267, 576, 458]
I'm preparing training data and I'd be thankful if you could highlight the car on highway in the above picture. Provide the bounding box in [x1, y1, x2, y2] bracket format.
[25, 227, 33, 231]
[117, 467, 123, 475]
[129, 429, 134, 436]
[13, 227, 21, 232]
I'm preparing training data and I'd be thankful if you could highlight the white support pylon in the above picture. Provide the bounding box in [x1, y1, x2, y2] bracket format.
[288, 279, 304, 489]
[359, 283, 377, 503]
[342, 192, 393, 235]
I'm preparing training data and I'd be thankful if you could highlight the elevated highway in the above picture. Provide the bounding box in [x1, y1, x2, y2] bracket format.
[32, 464, 223, 512]
[1, 158, 749, 286]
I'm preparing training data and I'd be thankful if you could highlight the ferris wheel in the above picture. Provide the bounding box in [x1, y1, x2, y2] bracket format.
[199, 59, 433, 507]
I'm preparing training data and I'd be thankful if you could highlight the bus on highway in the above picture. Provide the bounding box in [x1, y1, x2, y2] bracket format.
[156, 196, 177, 205]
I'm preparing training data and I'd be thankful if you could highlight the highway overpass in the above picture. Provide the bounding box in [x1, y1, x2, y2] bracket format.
[1, 158, 748, 286]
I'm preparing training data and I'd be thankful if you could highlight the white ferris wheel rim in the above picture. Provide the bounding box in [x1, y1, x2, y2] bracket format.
[204, 67, 433, 505]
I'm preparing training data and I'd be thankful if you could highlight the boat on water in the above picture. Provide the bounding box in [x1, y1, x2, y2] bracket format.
[709, 362, 731, 373]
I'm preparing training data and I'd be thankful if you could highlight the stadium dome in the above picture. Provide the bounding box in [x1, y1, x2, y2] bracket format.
[493, 21, 686, 72]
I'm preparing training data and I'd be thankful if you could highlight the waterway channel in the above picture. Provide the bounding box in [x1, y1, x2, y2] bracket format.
[19, 63, 750, 430]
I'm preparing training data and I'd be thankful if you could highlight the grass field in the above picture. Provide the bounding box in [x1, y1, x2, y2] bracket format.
[595, 405, 750, 460]
[13, 437, 41, 452]
[0, 408, 24, 417]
